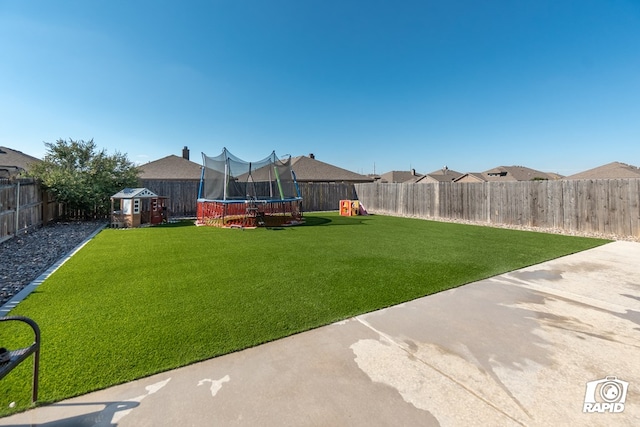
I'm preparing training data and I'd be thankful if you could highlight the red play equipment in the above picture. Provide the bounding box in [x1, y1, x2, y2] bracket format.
[196, 148, 303, 228]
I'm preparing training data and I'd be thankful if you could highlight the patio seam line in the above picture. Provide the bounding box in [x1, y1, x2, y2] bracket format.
[354, 315, 527, 426]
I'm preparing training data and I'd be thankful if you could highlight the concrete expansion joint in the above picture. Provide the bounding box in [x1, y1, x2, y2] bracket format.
[501, 276, 634, 314]
[354, 316, 528, 426]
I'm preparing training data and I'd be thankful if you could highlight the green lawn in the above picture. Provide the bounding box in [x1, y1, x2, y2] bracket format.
[0, 213, 609, 415]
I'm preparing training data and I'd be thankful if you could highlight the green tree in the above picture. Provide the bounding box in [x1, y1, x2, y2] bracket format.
[29, 138, 139, 218]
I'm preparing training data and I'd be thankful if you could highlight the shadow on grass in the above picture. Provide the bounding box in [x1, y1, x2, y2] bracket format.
[302, 216, 370, 226]
[155, 216, 369, 228]
[156, 220, 196, 228]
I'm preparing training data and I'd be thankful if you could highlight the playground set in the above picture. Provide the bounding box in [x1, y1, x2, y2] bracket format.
[110, 188, 169, 228]
[196, 148, 303, 228]
[340, 199, 362, 216]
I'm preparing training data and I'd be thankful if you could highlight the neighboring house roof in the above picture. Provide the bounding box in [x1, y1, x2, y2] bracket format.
[0, 146, 41, 177]
[564, 161, 640, 180]
[546, 172, 564, 180]
[138, 155, 203, 180]
[453, 173, 486, 183]
[455, 166, 558, 182]
[379, 170, 423, 183]
[290, 155, 373, 183]
[415, 167, 463, 183]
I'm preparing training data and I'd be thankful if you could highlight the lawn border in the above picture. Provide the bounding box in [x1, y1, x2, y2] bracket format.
[0, 224, 107, 316]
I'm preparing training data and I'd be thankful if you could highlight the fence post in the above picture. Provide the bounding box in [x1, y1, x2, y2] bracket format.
[487, 182, 491, 223]
[15, 181, 20, 234]
[434, 182, 440, 218]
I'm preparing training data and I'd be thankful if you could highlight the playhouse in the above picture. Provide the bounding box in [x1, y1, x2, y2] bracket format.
[340, 200, 360, 216]
[110, 188, 169, 228]
[196, 148, 303, 228]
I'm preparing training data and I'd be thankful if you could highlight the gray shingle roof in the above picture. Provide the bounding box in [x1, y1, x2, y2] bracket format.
[138, 155, 203, 180]
[416, 168, 463, 183]
[564, 162, 640, 180]
[0, 146, 41, 177]
[481, 166, 558, 181]
[379, 170, 423, 183]
[290, 156, 373, 183]
[453, 172, 486, 183]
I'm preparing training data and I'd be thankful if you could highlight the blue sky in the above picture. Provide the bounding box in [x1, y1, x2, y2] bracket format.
[1, 1, 639, 176]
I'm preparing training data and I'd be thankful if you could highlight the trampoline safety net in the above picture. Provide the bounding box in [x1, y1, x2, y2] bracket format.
[199, 148, 299, 201]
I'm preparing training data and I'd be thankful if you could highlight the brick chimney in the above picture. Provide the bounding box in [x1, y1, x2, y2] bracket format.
[182, 146, 190, 160]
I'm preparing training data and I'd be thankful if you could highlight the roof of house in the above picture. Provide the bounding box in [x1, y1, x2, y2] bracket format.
[138, 155, 203, 180]
[564, 162, 640, 180]
[546, 172, 564, 180]
[0, 146, 41, 176]
[379, 170, 423, 183]
[453, 172, 486, 183]
[415, 167, 463, 183]
[456, 165, 558, 182]
[290, 155, 373, 183]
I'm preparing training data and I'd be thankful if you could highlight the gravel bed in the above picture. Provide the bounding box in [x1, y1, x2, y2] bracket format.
[0, 221, 106, 307]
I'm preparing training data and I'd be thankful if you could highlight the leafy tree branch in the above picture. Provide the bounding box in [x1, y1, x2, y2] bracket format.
[29, 138, 139, 218]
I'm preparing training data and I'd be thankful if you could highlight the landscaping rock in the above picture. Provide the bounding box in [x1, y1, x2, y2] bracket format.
[0, 221, 105, 307]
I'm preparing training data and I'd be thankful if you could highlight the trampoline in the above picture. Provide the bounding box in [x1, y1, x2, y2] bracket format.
[196, 148, 303, 228]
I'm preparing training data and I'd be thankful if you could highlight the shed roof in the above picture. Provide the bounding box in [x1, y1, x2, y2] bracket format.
[111, 188, 158, 199]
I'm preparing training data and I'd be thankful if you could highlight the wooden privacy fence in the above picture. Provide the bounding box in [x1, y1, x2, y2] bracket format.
[0, 179, 62, 243]
[354, 179, 640, 238]
[298, 182, 358, 212]
[140, 180, 358, 216]
[140, 179, 201, 217]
